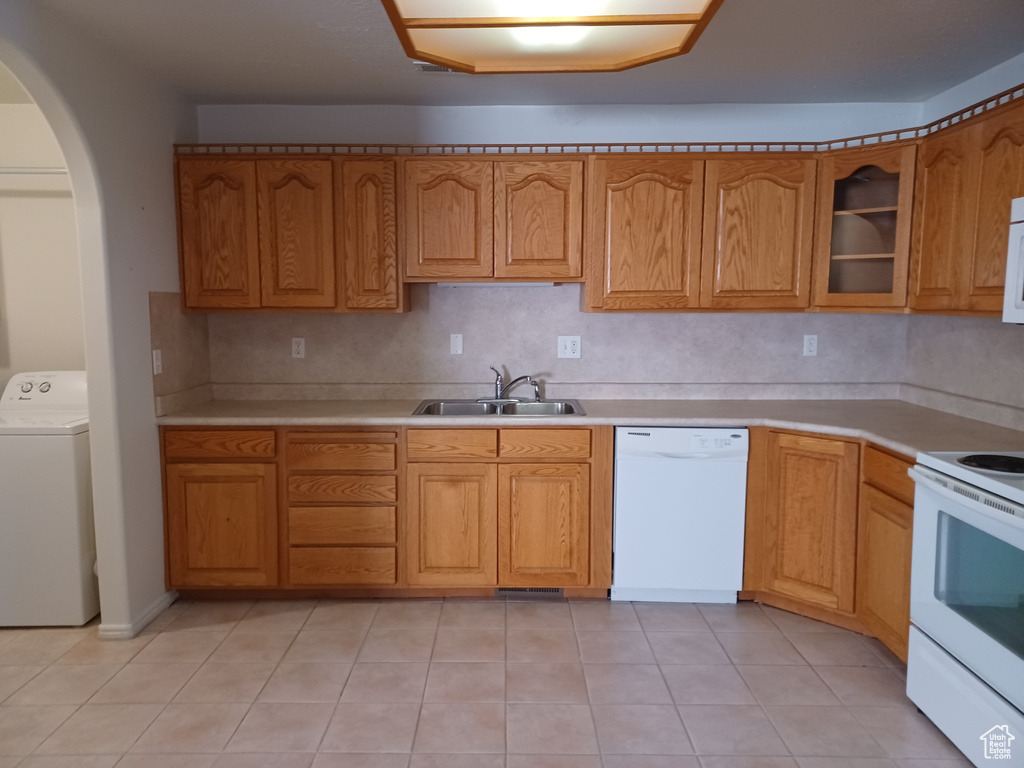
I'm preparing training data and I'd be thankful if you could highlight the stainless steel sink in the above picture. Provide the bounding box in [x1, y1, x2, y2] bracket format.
[413, 400, 500, 416]
[501, 400, 583, 415]
[412, 399, 585, 416]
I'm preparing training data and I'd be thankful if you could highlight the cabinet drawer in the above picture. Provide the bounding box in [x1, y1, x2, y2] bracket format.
[407, 429, 498, 460]
[863, 445, 914, 505]
[289, 506, 396, 545]
[287, 441, 396, 471]
[499, 429, 591, 460]
[288, 475, 397, 504]
[289, 547, 396, 585]
[164, 429, 276, 459]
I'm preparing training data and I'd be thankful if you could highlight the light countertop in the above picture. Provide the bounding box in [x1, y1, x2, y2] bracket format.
[157, 398, 1024, 459]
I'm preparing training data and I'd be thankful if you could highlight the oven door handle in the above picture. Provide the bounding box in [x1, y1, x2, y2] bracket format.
[910, 466, 1024, 529]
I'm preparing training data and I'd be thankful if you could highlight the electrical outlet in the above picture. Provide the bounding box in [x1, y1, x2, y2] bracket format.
[558, 335, 581, 359]
[803, 334, 818, 357]
[450, 334, 463, 355]
[292, 337, 305, 359]
[152, 349, 162, 375]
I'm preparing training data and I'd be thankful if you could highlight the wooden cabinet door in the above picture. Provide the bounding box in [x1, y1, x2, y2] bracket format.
[336, 159, 401, 310]
[701, 158, 816, 309]
[963, 103, 1024, 312]
[256, 159, 336, 308]
[585, 156, 705, 310]
[403, 159, 494, 278]
[856, 484, 913, 662]
[405, 463, 497, 586]
[909, 127, 975, 311]
[165, 462, 278, 587]
[177, 158, 261, 309]
[498, 463, 590, 587]
[494, 160, 583, 279]
[811, 144, 915, 309]
[763, 431, 859, 614]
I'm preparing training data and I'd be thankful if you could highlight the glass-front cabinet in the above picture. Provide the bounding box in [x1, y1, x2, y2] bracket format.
[812, 144, 916, 309]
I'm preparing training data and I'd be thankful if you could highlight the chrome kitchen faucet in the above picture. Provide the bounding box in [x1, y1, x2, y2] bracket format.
[481, 365, 539, 403]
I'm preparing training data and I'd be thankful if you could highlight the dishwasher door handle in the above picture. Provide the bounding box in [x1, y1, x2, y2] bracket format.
[619, 451, 714, 460]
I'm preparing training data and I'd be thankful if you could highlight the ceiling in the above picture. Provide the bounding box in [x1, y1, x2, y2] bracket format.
[20, 0, 1024, 107]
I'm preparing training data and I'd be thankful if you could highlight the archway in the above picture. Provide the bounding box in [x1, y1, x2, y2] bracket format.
[0, 40, 133, 634]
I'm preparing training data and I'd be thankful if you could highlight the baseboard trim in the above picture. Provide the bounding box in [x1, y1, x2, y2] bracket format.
[97, 590, 178, 639]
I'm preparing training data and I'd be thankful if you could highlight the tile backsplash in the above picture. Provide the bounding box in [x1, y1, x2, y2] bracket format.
[150, 285, 1024, 429]
[205, 284, 906, 397]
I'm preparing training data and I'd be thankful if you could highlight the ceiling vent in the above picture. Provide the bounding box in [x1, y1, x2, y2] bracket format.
[412, 60, 461, 73]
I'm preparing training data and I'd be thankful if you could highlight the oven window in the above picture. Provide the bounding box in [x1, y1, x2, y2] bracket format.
[935, 511, 1024, 659]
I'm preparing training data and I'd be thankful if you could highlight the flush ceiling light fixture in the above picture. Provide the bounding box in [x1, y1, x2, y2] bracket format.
[380, 0, 724, 74]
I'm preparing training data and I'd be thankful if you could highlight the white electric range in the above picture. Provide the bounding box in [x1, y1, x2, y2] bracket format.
[908, 449, 1024, 767]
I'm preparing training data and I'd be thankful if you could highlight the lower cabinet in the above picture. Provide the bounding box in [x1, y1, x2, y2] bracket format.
[745, 429, 915, 658]
[284, 430, 399, 586]
[498, 463, 590, 586]
[405, 462, 498, 586]
[162, 425, 611, 594]
[856, 445, 914, 662]
[163, 429, 279, 588]
[404, 429, 600, 589]
[761, 429, 860, 617]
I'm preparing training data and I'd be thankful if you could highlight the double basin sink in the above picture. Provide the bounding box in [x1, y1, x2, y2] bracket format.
[413, 399, 586, 416]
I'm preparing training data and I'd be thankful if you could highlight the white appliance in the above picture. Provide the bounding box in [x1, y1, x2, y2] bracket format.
[0, 371, 99, 626]
[611, 426, 748, 603]
[908, 450, 1024, 767]
[1003, 196, 1024, 323]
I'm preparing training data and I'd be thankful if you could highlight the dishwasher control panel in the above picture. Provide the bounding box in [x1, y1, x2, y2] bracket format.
[616, 426, 748, 461]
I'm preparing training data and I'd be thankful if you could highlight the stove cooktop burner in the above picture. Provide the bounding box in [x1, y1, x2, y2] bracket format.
[956, 454, 1024, 474]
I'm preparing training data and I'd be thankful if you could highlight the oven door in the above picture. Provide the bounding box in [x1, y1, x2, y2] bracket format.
[910, 467, 1024, 713]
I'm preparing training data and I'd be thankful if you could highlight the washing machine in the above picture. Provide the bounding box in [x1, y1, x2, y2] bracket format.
[0, 371, 99, 626]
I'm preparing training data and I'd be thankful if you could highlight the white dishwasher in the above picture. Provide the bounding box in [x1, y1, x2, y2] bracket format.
[611, 426, 749, 603]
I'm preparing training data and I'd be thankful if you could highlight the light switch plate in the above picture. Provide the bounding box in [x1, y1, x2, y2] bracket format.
[152, 349, 162, 375]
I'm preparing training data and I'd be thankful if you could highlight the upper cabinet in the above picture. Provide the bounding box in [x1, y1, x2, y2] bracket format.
[402, 159, 493, 279]
[811, 145, 916, 309]
[178, 159, 262, 309]
[964, 103, 1024, 312]
[176, 93, 1024, 317]
[335, 159, 402, 311]
[402, 158, 584, 281]
[909, 126, 977, 311]
[257, 159, 336, 309]
[177, 156, 403, 312]
[585, 156, 705, 311]
[910, 100, 1024, 313]
[701, 157, 817, 310]
[179, 157, 335, 309]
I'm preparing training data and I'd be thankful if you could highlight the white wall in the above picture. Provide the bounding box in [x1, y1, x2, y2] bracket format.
[0, 102, 84, 389]
[0, 3, 197, 635]
[921, 52, 1024, 124]
[198, 102, 922, 146]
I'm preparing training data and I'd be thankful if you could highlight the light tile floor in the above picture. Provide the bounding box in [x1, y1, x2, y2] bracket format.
[0, 598, 972, 767]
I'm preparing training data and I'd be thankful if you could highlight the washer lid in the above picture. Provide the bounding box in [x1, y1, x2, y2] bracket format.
[0, 411, 89, 435]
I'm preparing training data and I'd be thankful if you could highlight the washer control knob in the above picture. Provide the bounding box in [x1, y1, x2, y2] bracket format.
[39, 382, 51, 393]
[20, 382, 33, 393]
